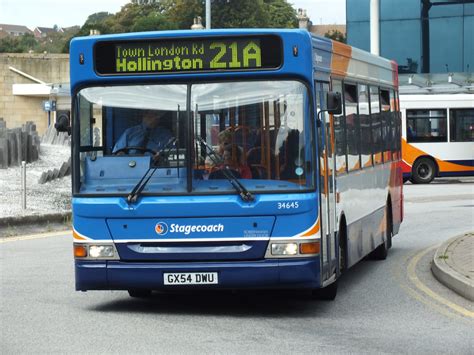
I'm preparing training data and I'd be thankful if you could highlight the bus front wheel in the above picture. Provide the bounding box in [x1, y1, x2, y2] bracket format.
[311, 280, 338, 301]
[128, 289, 152, 298]
[411, 157, 436, 184]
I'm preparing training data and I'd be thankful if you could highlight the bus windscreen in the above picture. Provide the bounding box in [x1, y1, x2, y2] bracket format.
[94, 35, 282, 75]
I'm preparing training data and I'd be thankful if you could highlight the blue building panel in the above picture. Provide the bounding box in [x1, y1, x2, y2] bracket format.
[346, 0, 473, 73]
[380, 0, 420, 20]
[380, 19, 421, 69]
[346, 0, 370, 21]
[430, 16, 464, 72]
[430, 4, 463, 18]
[464, 15, 474, 72]
[346, 22, 370, 52]
[465, 3, 474, 15]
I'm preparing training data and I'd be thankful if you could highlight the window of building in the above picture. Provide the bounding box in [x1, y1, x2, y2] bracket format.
[450, 108, 474, 142]
[406, 109, 448, 143]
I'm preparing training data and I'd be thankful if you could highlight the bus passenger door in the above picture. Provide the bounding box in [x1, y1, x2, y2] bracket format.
[316, 81, 338, 283]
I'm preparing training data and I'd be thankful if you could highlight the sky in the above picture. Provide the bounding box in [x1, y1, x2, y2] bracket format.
[0, 0, 346, 30]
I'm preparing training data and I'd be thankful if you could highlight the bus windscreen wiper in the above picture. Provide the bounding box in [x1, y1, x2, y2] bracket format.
[127, 137, 177, 204]
[196, 136, 254, 202]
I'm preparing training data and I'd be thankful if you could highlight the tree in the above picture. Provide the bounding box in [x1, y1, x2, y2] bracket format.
[0, 33, 38, 53]
[211, 0, 270, 28]
[324, 29, 347, 44]
[164, 0, 203, 29]
[263, 0, 298, 28]
[75, 12, 114, 37]
[132, 12, 174, 32]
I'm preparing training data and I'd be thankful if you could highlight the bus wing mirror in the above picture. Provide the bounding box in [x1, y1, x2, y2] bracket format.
[327, 92, 342, 115]
[54, 110, 71, 136]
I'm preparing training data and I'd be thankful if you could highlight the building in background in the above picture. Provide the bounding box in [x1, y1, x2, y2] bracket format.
[0, 24, 33, 38]
[0, 53, 69, 134]
[346, 0, 473, 74]
[297, 8, 347, 40]
[33, 26, 64, 39]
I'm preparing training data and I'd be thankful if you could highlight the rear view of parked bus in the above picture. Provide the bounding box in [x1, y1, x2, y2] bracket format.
[66, 29, 402, 300]
[400, 94, 474, 183]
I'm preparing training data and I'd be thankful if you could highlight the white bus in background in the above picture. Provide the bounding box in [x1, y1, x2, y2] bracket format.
[400, 94, 474, 183]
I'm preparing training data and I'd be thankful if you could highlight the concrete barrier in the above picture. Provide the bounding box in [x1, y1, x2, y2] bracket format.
[0, 119, 41, 168]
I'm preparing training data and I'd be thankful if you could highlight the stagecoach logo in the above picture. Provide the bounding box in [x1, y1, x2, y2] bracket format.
[154, 221, 225, 236]
[155, 222, 169, 235]
[314, 53, 323, 63]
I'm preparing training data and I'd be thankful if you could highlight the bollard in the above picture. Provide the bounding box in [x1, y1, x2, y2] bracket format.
[21, 161, 26, 209]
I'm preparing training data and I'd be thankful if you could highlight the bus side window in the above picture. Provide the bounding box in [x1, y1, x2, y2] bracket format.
[79, 95, 103, 149]
[380, 89, 391, 163]
[450, 109, 474, 142]
[370, 86, 382, 165]
[395, 91, 401, 160]
[344, 83, 360, 171]
[358, 84, 372, 168]
[406, 109, 447, 143]
[390, 90, 398, 161]
[331, 79, 347, 175]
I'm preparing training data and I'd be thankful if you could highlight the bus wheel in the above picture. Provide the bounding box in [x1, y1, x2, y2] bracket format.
[128, 289, 152, 298]
[411, 157, 436, 184]
[311, 280, 338, 301]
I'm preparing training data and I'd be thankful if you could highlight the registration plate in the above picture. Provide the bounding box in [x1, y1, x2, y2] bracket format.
[163, 272, 218, 285]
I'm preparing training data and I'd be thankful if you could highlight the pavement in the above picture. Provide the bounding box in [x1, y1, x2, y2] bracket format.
[431, 232, 474, 301]
[0, 212, 71, 237]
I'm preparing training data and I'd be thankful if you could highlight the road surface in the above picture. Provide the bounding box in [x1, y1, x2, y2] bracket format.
[1, 178, 473, 353]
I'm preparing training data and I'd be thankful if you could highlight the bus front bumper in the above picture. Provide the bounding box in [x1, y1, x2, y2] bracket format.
[75, 258, 321, 291]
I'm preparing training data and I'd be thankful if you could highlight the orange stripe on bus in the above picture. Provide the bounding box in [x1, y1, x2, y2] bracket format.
[331, 41, 352, 77]
[73, 229, 87, 241]
[302, 219, 320, 237]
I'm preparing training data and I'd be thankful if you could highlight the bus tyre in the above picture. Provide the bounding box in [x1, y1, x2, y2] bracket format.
[411, 158, 436, 184]
[311, 280, 338, 301]
[128, 289, 152, 298]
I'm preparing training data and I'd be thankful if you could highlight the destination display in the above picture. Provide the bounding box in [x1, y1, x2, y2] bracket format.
[94, 36, 282, 75]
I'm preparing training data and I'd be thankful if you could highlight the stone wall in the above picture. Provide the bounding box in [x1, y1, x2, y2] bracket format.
[0, 53, 69, 135]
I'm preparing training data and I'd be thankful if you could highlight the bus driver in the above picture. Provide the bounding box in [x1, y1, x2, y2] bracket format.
[112, 109, 173, 161]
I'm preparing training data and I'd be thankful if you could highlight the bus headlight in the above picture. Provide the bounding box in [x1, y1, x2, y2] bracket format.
[266, 239, 320, 258]
[271, 243, 298, 256]
[89, 245, 115, 258]
[73, 243, 118, 260]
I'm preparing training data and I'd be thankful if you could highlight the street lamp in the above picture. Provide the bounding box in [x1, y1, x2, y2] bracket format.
[206, 0, 211, 29]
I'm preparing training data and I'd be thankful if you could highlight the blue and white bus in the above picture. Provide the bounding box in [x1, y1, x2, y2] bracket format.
[66, 29, 403, 300]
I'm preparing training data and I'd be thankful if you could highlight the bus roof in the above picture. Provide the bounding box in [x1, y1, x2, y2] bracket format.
[70, 28, 398, 91]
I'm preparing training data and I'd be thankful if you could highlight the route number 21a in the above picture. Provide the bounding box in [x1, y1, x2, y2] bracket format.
[209, 41, 261, 69]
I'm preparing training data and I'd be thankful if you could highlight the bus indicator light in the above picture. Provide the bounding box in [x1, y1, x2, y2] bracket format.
[74, 245, 87, 258]
[300, 241, 320, 255]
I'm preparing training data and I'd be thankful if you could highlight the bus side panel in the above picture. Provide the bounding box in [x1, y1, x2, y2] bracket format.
[72, 213, 113, 242]
[402, 139, 474, 176]
[335, 164, 390, 268]
[390, 160, 403, 235]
